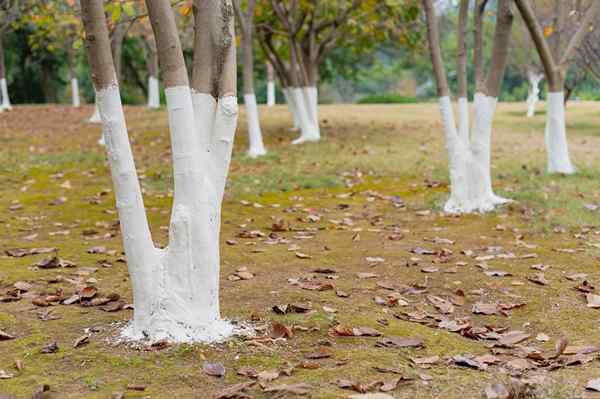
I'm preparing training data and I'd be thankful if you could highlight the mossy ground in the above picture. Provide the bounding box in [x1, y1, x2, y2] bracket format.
[1, 102, 600, 398]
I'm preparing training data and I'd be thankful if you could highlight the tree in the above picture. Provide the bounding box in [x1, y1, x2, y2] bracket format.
[514, 0, 600, 174]
[233, 0, 267, 157]
[0, 0, 20, 111]
[22, 0, 84, 107]
[508, 9, 544, 117]
[266, 60, 275, 106]
[422, 0, 513, 213]
[256, 0, 420, 144]
[80, 0, 238, 342]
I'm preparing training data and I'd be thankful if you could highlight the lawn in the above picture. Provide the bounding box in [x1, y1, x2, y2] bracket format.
[1, 100, 600, 398]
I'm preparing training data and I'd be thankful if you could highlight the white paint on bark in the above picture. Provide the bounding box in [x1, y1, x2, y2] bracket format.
[457, 97, 469, 142]
[439, 94, 509, 214]
[526, 71, 543, 117]
[244, 93, 267, 157]
[95, 84, 238, 342]
[0, 78, 12, 111]
[282, 88, 300, 130]
[147, 76, 160, 109]
[545, 91, 575, 174]
[291, 86, 320, 145]
[71, 78, 81, 108]
[267, 81, 275, 106]
[90, 101, 101, 123]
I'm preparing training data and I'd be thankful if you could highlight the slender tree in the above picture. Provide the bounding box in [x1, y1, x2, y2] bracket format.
[266, 61, 275, 106]
[233, 0, 267, 157]
[80, 0, 238, 342]
[422, 0, 513, 213]
[0, 0, 20, 111]
[514, 0, 600, 174]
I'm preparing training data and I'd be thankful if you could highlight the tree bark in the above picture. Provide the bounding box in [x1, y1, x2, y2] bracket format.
[110, 22, 127, 83]
[233, 0, 266, 157]
[144, 35, 160, 108]
[266, 61, 275, 106]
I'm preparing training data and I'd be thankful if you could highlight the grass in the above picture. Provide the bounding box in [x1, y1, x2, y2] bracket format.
[0, 100, 600, 398]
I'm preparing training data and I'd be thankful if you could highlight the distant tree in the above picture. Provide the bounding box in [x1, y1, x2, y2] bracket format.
[0, 0, 21, 111]
[256, 0, 420, 144]
[514, 0, 600, 174]
[422, 0, 514, 213]
[21, 0, 84, 107]
[233, 0, 267, 157]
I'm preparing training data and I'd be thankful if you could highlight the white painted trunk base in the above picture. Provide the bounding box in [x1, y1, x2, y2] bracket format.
[147, 76, 160, 109]
[545, 91, 575, 174]
[90, 102, 101, 123]
[244, 93, 267, 157]
[526, 72, 543, 118]
[0, 78, 12, 111]
[71, 78, 81, 108]
[97, 84, 238, 342]
[439, 94, 509, 214]
[282, 88, 300, 130]
[267, 81, 275, 106]
[291, 86, 320, 145]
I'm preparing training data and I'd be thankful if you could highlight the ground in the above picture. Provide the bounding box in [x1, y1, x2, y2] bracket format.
[1, 101, 600, 398]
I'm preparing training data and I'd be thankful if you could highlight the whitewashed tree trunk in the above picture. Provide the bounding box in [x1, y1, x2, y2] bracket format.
[526, 71, 543, 117]
[440, 94, 509, 213]
[267, 80, 275, 106]
[0, 78, 12, 111]
[457, 97, 469, 142]
[71, 78, 81, 108]
[89, 101, 101, 123]
[97, 83, 239, 342]
[282, 88, 300, 130]
[244, 93, 266, 157]
[545, 91, 575, 174]
[291, 86, 320, 144]
[147, 76, 160, 108]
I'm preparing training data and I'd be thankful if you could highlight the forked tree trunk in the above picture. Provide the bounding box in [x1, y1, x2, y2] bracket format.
[0, 33, 12, 111]
[423, 0, 513, 214]
[514, 0, 600, 174]
[266, 61, 275, 106]
[145, 35, 160, 109]
[526, 70, 543, 117]
[233, 0, 266, 157]
[282, 85, 300, 130]
[81, 0, 238, 342]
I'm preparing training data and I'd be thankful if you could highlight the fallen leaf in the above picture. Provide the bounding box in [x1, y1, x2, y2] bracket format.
[0, 330, 15, 340]
[73, 334, 90, 348]
[586, 293, 600, 308]
[41, 342, 59, 354]
[263, 383, 313, 395]
[376, 336, 424, 349]
[203, 362, 226, 377]
[271, 322, 294, 339]
[215, 381, 255, 399]
[498, 331, 531, 347]
[484, 383, 510, 399]
[586, 379, 600, 392]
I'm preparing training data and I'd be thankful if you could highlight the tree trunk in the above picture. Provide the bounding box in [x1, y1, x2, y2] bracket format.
[68, 47, 81, 108]
[266, 61, 275, 106]
[423, 0, 512, 214]
[545, 89, 575, 174]
[0, 33, 10, 111]
[145, 35, 160, 108]
[526, 70, 543, 117]
[82, 0, 238, 342]
[111, 22, 127, 83]
[233, 0, 267, 158]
